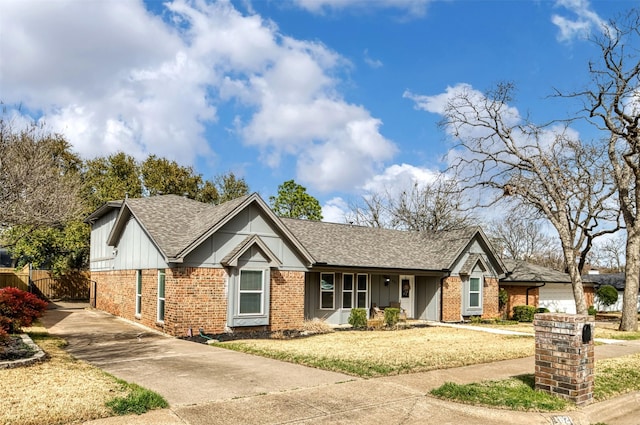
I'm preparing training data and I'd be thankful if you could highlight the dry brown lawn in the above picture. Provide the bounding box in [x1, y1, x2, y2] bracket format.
[221, 326, 535, 377]
[474, 321, 640, 340]
[0, 327, 128, 425]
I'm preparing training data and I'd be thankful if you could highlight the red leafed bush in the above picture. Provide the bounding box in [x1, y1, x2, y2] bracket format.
[0, 287, 48, 334]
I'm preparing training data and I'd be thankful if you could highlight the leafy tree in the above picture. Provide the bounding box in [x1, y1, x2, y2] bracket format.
[214, 172, 249, 204]
[438, 82, 619, 315]
[141, 155, 218, 203]
[0, 118, 82, 227]
[596, 285, 619, 309]
[269, 180, 323, 220]
[82, 152, 142, 211]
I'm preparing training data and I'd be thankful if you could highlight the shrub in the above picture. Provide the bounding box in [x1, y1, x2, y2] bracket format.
[384, 308, 400, 327]
[348, 308, 367, 329]
[535, 307, 550, 314]
[588, 305, 597, 316]
[596, 285, 619, 308]
[512, 305, 536, 322]
[498, 288, 508, 311]
[0, 287, 48, 334]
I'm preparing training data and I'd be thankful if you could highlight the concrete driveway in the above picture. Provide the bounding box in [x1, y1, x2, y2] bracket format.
[41, 303, 640, 425]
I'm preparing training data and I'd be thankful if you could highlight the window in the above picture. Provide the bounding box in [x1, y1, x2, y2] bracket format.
[239, 270, 264, 315]
[342, 274, 354, 308]
[356, 274, 368, 308]
[135, 270, 142, 316]
[320, 273, 334, 309]
[157, 269, 165, 322]
[469, 277, 481, 308]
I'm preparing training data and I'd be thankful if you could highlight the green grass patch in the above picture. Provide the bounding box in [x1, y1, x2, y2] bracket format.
[106, 379, 168, 415]
[431, 353, 640, 411]
[430, 374, 568, 411]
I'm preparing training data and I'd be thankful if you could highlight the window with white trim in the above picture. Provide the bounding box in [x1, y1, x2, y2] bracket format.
[157, 269, 165, 322]
[320, 273, 335, 309]
[342, 274, 354, 308]
[469, 276, 481, 308]
[135, 270, 142, 316]
[356, 274, 368, 308]
[239, 270, 264, 315]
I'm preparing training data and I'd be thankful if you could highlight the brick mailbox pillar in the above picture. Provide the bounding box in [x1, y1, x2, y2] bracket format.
[533, 313, 595, 406]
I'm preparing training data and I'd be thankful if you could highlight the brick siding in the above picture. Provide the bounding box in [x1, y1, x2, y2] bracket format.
[92, 267, 305, 337]
[481, 277, 499, 319]
[441, 276, 462, 322]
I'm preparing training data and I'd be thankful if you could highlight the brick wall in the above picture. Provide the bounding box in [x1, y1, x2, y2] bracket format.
[92, 267, 305, 337]
[442, 276, 462, 322]
[500, 285, 539, 318]
[269, 270, 305, 330]
[482, 277, 499, 319]
[534, 313, 594, 406]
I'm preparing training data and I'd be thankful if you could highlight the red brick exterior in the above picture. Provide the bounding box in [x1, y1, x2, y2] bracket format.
[500, 285, 539, 317]
[442, 276, 462, 322]
[482, 277, 500, 320]
[91, 267, 305, 337]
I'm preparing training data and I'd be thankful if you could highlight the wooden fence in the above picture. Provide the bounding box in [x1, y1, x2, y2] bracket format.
[0, 266, 90, 300]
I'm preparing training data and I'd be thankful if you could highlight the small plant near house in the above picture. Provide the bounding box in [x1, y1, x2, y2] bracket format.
[535, 307, 550, 314]
[498, 288, 508, 314]
[588, 305, 598, 316]
[348, 308, 368, 329]
[0, 287, 48, 335]
[384, 308, 400, 327]
[512, 305, 536, 322]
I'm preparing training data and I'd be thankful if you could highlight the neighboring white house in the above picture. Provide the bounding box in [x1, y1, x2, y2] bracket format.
[584, 271, 640, 312]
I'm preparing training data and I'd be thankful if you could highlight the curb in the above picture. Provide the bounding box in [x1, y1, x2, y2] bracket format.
[0, 334, 46, 369]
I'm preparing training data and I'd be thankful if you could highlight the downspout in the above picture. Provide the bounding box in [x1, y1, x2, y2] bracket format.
[526, 283, 545, 306]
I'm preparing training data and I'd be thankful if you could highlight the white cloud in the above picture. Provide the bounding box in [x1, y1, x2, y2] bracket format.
[290, 0, 432, 18]
[551, 0, 609, 42]
[362, 163, 440, 195]
[322, 197, 349, 223]
[0, 0, 394, 192]
[363, 49, 383, 68]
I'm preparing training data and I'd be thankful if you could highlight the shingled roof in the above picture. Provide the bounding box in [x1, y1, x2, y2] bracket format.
[281, 218, 492, 271]
[501, 259, 573, 284]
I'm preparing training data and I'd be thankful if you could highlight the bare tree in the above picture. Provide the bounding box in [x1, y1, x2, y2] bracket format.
[440, 82, 619, 315]
[598, 235, 626, 272]
[488, 210, 556, 259]
[391, 177, 475, 231]
[346, 176, 474, 231]
[0, 118, 82, 228]
[575, 10, 640, 330]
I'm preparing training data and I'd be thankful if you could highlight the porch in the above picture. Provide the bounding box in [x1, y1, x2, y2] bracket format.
[304, 271, 443, 326]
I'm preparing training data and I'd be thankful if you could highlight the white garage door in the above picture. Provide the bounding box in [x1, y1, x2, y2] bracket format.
[539, 285, 576, 314]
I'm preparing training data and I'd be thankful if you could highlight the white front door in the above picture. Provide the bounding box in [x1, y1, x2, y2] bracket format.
[399, 275, 414, 318]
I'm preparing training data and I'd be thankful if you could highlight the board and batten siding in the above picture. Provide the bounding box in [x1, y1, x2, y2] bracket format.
[183, 203, 308, 271]
[89, 210, 118, 271]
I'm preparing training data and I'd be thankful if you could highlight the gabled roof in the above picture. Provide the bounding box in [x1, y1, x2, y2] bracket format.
[501, 259, 573, 284]
[101, 193, 314, 265]
[220, 234, 282, 268]
[281, 219, 505, 273]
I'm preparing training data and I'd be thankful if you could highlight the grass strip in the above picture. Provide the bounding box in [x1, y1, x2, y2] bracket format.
[430, 353, 640, 411]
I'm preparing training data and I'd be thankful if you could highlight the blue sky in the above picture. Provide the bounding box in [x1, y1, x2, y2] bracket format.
[0, 0, 634, 222]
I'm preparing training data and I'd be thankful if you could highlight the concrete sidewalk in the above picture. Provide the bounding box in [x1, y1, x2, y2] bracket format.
[43, 304, 640, 425]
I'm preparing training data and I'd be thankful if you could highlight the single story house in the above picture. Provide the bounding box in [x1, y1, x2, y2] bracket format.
[500, 259, 595, 315]
[85, 193, 506, 336]
[583, 272, 640, 312]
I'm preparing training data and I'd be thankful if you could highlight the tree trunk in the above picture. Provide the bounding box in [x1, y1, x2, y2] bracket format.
[562, 243, 588, 315]
[619, 228, 640, 331]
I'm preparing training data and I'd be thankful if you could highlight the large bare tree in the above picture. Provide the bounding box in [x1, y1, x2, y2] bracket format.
[347, 176, 475, 231]
[0, 118, 82, 228]
[575, 10, 640, 330]
[439, 83, 619, 315]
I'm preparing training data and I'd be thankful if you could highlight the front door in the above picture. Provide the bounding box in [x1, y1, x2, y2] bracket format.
[399, 275, 414, 318]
